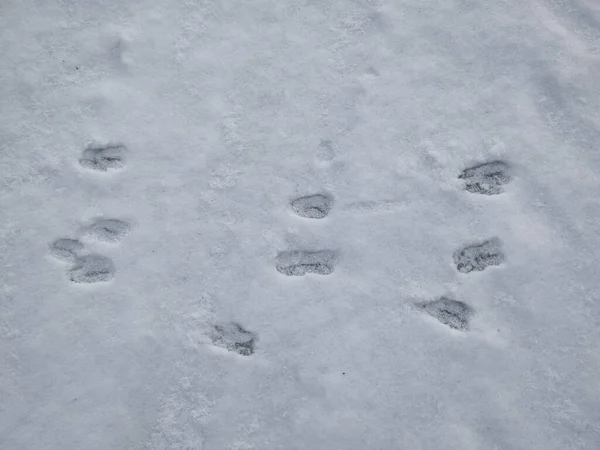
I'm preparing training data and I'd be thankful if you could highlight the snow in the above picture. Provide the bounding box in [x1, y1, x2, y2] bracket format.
[1, 0, 600, 448]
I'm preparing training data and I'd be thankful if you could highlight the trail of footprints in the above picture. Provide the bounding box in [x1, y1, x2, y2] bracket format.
[278, 195, 336, 276]
[49, 143, 511, 351]
[49, 218, 130, 283]
[49, 144, 130, 283]
[220, 159, 510, 353]
[422, 161, 510, 330]
[211, 194, 335, 355]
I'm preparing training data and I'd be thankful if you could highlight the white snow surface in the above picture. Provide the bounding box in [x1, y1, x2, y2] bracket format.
[2, 0, 600, 449]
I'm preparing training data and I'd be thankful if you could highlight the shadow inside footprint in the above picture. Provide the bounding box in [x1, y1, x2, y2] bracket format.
[69, 254, 115, 283]
[459, 161, 511, 195]
[417, 297, 473, 330]
[83, 219, 130, 243]
[453, 238, 505, 273]
[291, 194, 333, 219]
[80, 145, 126, 171]
[211, 323, 256, 356]
[276, 250, 336, 276]
[49, 238, 84, 263]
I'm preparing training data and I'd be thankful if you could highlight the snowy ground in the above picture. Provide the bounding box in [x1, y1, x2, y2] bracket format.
[2, 0, 600, 449]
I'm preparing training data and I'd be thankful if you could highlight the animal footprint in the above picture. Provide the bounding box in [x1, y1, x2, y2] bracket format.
[417, 297, 473, 330]
[459, 161, 511, 195]
[291, 194, 333, 219]
[69, 254, 115, 283]
[210, 323, 256, 356]
[276, 250, 336, 276]
[454, 238, 505, 273]
[80, 144, 126, 171]
[316, 139, 335, 163]
[49, 238, 84, 262]
[83, 218, 130, 243]
[50, 218, 130, 284]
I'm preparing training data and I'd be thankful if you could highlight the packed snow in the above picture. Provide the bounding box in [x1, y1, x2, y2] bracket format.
[2, 0, 600, 448]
